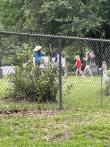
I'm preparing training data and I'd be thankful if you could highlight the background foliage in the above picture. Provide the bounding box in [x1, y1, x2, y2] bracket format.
[0, 0, 110, 39]
[0, 0, 110, 67]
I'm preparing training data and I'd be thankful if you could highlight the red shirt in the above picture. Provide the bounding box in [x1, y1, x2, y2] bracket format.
[75, 58, 81, 68]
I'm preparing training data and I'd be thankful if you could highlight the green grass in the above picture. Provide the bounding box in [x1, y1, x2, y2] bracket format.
[1, 109, 110, 146]
[1, 76, 110, 146]
[63, 76, 110, 109]
[0, 75, 110, 110]
[0, 77, 12, 98]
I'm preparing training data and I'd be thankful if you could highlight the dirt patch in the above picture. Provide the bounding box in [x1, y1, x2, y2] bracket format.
[0, 109, 22, 115]
[0, 109, 64, 116]
[52, 131, 72, 141]
[44, 131, 72, 141]
[82, 131, 95, 140]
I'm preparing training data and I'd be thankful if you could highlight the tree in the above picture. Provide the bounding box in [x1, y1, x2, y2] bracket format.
[0, 0, 110, 68]
[0, 0, 102, 37]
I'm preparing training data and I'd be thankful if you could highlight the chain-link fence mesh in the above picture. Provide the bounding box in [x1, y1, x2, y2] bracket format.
[0, 31, 110, 110]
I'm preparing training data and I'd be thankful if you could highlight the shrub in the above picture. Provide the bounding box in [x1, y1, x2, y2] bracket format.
[12, 63, 58, 102]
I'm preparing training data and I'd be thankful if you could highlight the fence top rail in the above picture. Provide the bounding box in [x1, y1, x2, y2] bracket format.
[0, 31, 110, 43]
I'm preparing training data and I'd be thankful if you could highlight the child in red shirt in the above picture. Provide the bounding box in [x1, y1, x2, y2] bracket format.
[74, 55, 84, 77]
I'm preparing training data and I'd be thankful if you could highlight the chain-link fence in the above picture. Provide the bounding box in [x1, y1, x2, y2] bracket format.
[0, 31, 110, 110]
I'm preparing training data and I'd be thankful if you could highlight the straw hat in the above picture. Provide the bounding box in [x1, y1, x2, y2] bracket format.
[34, 46, 42, 51]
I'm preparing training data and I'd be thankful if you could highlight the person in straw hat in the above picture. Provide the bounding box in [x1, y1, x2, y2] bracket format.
[33, 45, 45, 66]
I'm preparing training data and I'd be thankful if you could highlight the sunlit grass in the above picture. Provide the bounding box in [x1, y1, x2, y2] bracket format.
[63, 75, 110, 109]
[0, 77, 12, 98]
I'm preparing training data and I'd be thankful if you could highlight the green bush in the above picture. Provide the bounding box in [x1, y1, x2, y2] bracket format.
[12, 63, 58, 102]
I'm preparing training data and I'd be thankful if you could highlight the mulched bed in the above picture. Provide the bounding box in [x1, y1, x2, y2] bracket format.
[0, 109, 64, 116]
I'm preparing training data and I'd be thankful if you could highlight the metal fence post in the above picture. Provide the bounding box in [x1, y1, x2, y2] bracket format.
[58, 38, 63, 109]
[100, 69, 103, 109]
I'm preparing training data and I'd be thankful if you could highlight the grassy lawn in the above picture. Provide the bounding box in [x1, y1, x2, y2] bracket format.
[1, 109, 110, 146]
[0, 77, 12, 98]
[63, 76, 110, 109]
[1, 76, 110, 146]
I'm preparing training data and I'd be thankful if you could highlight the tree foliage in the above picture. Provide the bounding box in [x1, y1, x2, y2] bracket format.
[1, 0, 110, 38]
[0, 0, 110, 68]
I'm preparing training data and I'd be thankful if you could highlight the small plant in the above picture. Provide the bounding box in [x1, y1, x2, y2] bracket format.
[12, 62, 58, 102]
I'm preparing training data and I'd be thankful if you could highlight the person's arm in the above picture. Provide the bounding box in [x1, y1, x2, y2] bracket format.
[41, 51, 46, 56]
[86, 52, 88, 60]
[73, 60, 77, 68]
[83, 52, 88, 61]
[32, 52, 35, 57]
[32, 52, 35, 66]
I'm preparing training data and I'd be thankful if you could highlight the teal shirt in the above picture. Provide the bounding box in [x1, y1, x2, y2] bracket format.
[33, 51, 45, 63]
